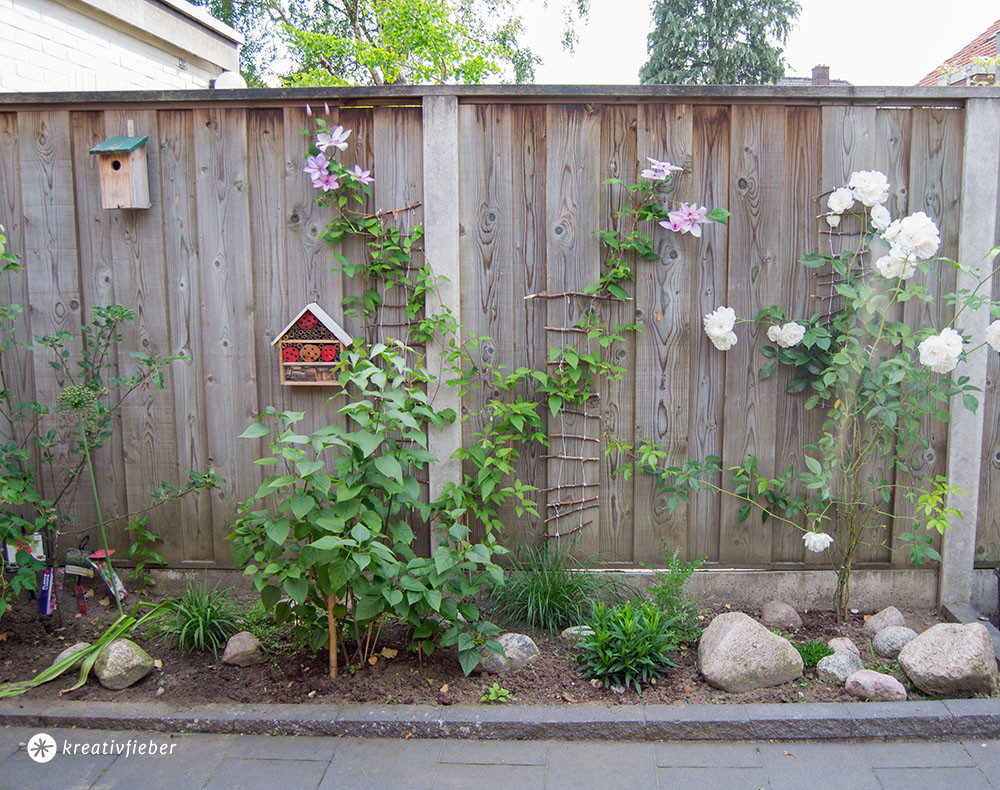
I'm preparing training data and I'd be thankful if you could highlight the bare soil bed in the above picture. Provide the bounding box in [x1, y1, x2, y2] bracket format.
[0, 584, 958, 707]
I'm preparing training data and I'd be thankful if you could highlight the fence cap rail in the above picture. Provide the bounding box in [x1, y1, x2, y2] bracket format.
[0, 84, 997, 110]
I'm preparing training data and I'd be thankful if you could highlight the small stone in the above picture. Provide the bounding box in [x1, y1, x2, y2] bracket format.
[761, 601, 802, 630]
[898, 623, 999, 696]
[478, 632, 540, 673]
[873, 626, 918, 660]
[863, 606, 906, 637]
[53, 642, 91, 669]
[610, 685, 626, 694]
[559, 626, 595, 646]
[155, 686, 165, 697]
[477, 649, 507, 674]
[816, 650, 863, 683]
[827, 637, 861, 658]
[845, 669, 907, 701]
[94, 639, 154, 690]
[590, 679, 601, 688]
[222, 631, 265, 667]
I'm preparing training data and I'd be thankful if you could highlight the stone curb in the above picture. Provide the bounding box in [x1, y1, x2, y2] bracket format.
[1, 698, 997, 741]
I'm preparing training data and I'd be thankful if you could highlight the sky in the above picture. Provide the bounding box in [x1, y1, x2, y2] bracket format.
[515, 0, 1000, 86]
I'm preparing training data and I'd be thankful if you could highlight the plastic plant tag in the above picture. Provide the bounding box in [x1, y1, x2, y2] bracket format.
[37, 568, 57, 615]
[88, 550, 127, 603]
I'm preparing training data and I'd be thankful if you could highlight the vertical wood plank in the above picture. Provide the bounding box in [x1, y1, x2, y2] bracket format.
[193, 107, 260, 567]
[508, 104, 548, 546]
[632, 104, 693, 563]
[718, 105, 785, 565]
[544, 104, 602, 559]
[771, 107, 822, 563]
[688, 106, 730, 563]
[159, 108, 214, 564]
[597, 104, 637, 562]
[103, 109, 181, 561]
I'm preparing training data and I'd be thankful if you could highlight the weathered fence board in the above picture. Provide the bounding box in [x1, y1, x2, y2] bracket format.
[0, 91, 992, 576]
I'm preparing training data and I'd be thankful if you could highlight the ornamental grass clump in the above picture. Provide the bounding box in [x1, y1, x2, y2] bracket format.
[576, 600, 678, 694]
[154, 582, 241, 657]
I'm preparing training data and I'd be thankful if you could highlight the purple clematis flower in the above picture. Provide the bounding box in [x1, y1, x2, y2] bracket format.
[303, 152, 329, 182]
[665, 202, 710, 237]
[312, 169, 341, 192]
[348, 164, 374, 185]
[641, 156, 683, 181]
[317, 125, 351, 153]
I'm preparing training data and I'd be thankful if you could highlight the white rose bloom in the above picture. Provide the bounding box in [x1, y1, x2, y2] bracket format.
[827, 187, 854, 214]
[986, 320, 1000, 352]
[883, 212, 940, 260]
[870, 204, 891, 232]
[938, 327, 963, 356]
[703, 306, 736, 338]
[918, 333, 959, 374]
[777, 322, 806, 348]
[767, 325, 782, 343]
[848, 170, 890, 207]
[874, 254, 905, 279]
[803, 532, 834, 552]
[826, 214, 841, 228]
[709, 331, 738, 351]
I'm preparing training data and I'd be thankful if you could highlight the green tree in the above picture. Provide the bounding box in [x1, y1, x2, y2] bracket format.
[640, 0, 801, 85]
[189, 0, 279, 87]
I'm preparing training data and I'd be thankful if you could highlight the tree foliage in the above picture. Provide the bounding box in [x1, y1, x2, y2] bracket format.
[639, 0, 801, 86]
[189, 0, 280, 87]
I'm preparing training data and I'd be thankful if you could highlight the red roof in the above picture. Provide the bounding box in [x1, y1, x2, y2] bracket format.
[917, 18, 1000, 85]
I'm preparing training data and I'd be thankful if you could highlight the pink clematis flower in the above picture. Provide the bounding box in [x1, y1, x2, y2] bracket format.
[641, 156, 684, 181]
[658, 216, 687, 233]
[312, 169, 341, 192]
[316, 125, 351, 152]
[303, 152, 329, 183]
[348, 164, 374, 185]
[665, 202, 710, 237]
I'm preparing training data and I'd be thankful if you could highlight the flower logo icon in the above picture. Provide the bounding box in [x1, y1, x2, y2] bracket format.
[27, 733, 57, 763]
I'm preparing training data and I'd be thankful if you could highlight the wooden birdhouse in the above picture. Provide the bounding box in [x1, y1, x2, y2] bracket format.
[89, 135, 150, 209]
[272, 303, 352, 386]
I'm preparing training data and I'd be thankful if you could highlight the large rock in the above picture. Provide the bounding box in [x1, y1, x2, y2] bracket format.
[478, 632, 540, 673]
[816, 650, 863, 684]
[698, 612, 803, 693]
[873, 627, 918, 660]
[864, 606, 906, 637]
[845, 669, 907, 701]
[897, 623, 998, 696]
[222, 631, 265, 667]
[53, 641, 91, 669]
[761, 601, 802, 631]
[94, 639, 154, 690]
[559, 626, 594, 647]
[828, 637, 861, 658]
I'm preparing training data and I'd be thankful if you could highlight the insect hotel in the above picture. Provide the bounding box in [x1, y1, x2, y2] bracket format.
[272, 303, 352, 386]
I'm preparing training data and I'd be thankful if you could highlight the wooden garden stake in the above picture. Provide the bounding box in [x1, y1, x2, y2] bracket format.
[327, 593, 337, 678]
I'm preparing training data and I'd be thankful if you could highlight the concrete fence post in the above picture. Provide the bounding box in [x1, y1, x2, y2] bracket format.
[940, 98, 1000, 607]
[422, 94, 462, 551]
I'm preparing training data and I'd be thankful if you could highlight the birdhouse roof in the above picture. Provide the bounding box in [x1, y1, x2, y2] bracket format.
[89, 135, 149, 155]
[271, 303, 353, 346]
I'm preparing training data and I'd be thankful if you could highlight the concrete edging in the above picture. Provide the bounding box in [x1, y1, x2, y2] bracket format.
[1, 698, 997, 742]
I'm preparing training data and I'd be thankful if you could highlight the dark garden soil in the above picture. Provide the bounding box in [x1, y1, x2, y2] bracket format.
[0, 585, 950, 708]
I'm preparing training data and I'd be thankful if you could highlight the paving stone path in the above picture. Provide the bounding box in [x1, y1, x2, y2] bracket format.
[2, 725, 1000, 789]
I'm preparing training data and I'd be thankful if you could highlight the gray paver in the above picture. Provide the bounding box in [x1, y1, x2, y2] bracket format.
[91, 732, 235, 790]
[657, 766, 771, 789]
[0, 727, 38, 763]
[963, 739, 1000, 776]
[226, 733, 338, 761]
[319, 737, 443, 790]
[544, 741, 656, 790]
[203, 757, 329, 790]
[875, 766, 993, 790]
[757, 742, 880, 790]
[438, 739, 548, 765]
[432, 763, 545, 789]
[0, 737, 117, 790]
[862, 740, 975, 768]
[654, 740, 763, 767]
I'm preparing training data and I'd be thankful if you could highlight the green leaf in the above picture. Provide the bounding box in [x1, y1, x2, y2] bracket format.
[434, 544, 457, 575]
[608, 283, 630, 301]
[354, 595, 383, 622]
[350, 523, 371, 543]
[963, 393, 979, 414]
[283, 576, 309, 605]
[804, 455, 822, 475]
[309, 536, 347, 550]
[425, 589, 442, 611]
[239, 422, 269, 439]
[348, 430, 383, 458]
[289, 493, 315, 520]
[260, 584, 281, 610]
[758, 360, 776, 380]
[265, 519, 290, 545]
[458, 647, 481, 676]
[374, 454, 403, 483]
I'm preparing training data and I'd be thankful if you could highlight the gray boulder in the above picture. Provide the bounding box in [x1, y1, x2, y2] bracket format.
[94, 638, 154, 690]
[478, 632, 540, 673]
[897, 623, 998, 696]
[828, 637, 861, 658]
[698, 611, 803, 693]
[845, 669, 907, 701]
[872, 626, 918, 660]
[559, 626, 594, 647]
[222, 631, 265, 667]
[816, 650, 863, 683]
[53, 641, 91, 669]
[864, 606, 906, 637]
[761, 601, 802, 630]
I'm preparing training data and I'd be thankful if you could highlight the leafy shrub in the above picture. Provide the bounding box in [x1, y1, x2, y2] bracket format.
[645, 541, 705, 643]
[792, 639, 834, 668]
[488, 543, 635, 635]
[155, 582, 241, 657]
[577, 600, 678, 694]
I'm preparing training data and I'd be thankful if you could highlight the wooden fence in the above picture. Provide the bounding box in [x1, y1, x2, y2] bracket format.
[0, 86, 998, 580]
